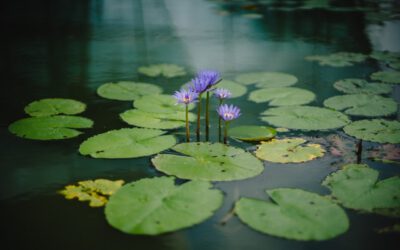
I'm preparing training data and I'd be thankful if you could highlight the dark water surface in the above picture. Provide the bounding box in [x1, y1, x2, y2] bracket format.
[1, 0, 399, 249]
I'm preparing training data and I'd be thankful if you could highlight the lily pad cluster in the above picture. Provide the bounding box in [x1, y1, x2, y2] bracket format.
[305, 52, 367, 67]
[138, 64, 186, 78]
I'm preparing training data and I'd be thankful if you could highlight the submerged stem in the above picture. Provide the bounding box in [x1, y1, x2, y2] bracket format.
[356, 139, 363, 164]
[224, 121, 230, 144]
[196, 93, 202, 141]
[205, 91, 210, 141]
[185, 104, 190, 142]
[218, 99, 223, 142]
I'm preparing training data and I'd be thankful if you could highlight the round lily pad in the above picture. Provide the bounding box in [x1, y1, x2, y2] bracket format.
[8, 115, 93, 140]
[138, 64, 186, 78]
[248, 87, 315, 106]
[370, 51, 400, 63]
[235, 188, 349, 241]
[133, 94, 195, 114]
[323, 94, 397, 117]
[217, 80, 247, 98]
[229, 125, 276, 141]
[370, 71, 400, 84]
[255, 138, 325, 163]
[97, 81, 163, 101]
[151, 142, 264, 181]
[105, 176, 223, 235]
[79, 128, 176, 159]
[305, 52, 367, 67]
[322, 164, 400, 212]
[235, 72, 298, 87]
[333, 78, 392, 95]
[120, 109, 195, 130]
[343, 119, 400, 143]
[261, 106, 350, 130]
[24, 98, 86, 117]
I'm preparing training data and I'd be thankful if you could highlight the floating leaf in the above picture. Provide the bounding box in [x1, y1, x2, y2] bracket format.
[105, 176, 223, 235]
[376, 224, 400, 234]
[8, 116, 93, 140]
[322, 164, 400, 213]
[138, 64, 186, 78]
[343, 119, 400, 143]
[305, 52, 367, 67]
[249, 87, 315, 106]
[261, 106, 350, 130]
[133, 94, 195, 114]
[120, 109, 195, 130]
[370, 51, 400, 63]
[229, 125, 276, 141]
[255, 138, 325, 163]
[235, 188, 349, 241]
[151, 142, 264, 181]
[79, 128, 176, 159]
[24, 98, 86, 117]
[333, 78, 392, 95]
[389, 61, 400, 70]
[217, 80, 247, 98]
[97, 81, 163, 101]
[323, 94, 397, 117]
[60, 179, 124, 207]
[370, 71, 400, 84]
[235, 72, 297, 87]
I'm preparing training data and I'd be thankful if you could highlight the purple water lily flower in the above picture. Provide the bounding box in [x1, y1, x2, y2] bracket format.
[217, 104, 241, 121]
[190, 70, 221, 94]
[173, 89, 198, 105]
[214, 88, 232, 100]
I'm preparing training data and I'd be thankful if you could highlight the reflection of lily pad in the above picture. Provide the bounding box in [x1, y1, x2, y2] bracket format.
[343, 119, 400, 143]
[97, 81, 163, 101]
[235, 188, 349, 241]
[322, 164, 400, 213]
[370, 71, 400, 84]
[305, 52, 367, 67]
[24, 98, 86, 117]
[217, 80, 247, 98]
[79, 128, 176, 159]
[261, 106, 350, 130]
[105, 176, 223, 235]
[133, 94, 194, 114]
[138, 64, 186, 78]
[120, 109, 195, 130]
[255, 138, 324, 163]
[8, 116, 93, 140]
[235, 72, 298, 87]
[60, 179, 125, 207]
[229, 125, 276, 141]
[323, 94, 397, 117]
[249, 87, 315, 106]
[151, 142, 264, 181]
[370, 51, 400, 63]
[333, 78, 392, 95]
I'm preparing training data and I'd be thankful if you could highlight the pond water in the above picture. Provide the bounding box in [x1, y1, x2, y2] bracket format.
[1, 0, 399, 249]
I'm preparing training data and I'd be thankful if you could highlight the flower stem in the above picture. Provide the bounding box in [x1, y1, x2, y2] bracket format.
[224, 121, 230, 144]
[218, 99, 223, 142]
[185, 104, 190, 142]
[205, 91, 210, 141]
[196, 93, 202, 141]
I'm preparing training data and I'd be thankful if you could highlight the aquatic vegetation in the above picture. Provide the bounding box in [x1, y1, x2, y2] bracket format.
[24, 98, 86, 117]
[333, 78, 392, 95]
[214, 88, 232, 142]
[370, 71, 400, 84]
[138, 64, 186, 78]
[305, 52, 367, 67]
[174, 88, 198, 141]
[228, 125, 276, 142]
[216, 80, 247, 98]
[217, 104, 241, 144]
[133, 94, 195, 113]
[97, 81, 162, 101]
[343, 119, 400, 143]
[235, 71, 298, 87]
[105, 176, 223, 235]
[370, 51, 400, 63]
[248, 87, 315, 106]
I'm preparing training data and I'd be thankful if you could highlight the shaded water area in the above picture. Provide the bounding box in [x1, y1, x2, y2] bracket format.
[1, 0, 399, 249]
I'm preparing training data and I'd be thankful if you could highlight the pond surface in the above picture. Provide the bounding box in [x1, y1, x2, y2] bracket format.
[1, 0, 399, 249]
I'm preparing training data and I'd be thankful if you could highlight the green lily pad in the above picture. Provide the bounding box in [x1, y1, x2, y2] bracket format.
[343, 119, 400, 143]
[24, 98, 86, 117]
[322, 164, 400, 213]
[305, 52, 367, 67]
[79, 128, 176, 159]
[229, 125, 276, 141]
[389, 61, 400, 70]
[8, 116, 93, 140]
[97, 81, 163, 101]
[120, 109, 195, 130]
[138, 64, 186, 78]
[235, 188, 349, 241]
[217, 80, 247, 98]
[255, 138, 325, 163]
[151, 142, 264, 181]
[370, 51, 400, 63]
[105, 176, 223, 235]
[249, 87, 315, 106]
[370, 71, 400, 84]
[323, 94, 397, 117]
[261, 106, 350, 130]
[333, 78, 392, 95]
[235, 72, 298, 87]
[59, 179, 125, 207]
[133, 94, 195, 114]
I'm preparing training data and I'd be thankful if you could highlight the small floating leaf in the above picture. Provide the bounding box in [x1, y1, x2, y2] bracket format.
[305, 52, 367, 67]
[151, 142, 264, 181]
[105, 176, 223, 235]
[235, 188, 349, 241]
[343, 119, 400, 143]
[370, 51, 400, 63]
[261, 106, 350, 130]
[79, 128, 176, 159]
[255, 138, 325, 163]
[235, 72, 297, 87]
[370, 71, 400, 84]
[323, 94, 397, 117]
[249, 87, 315, 106]
[217, 80, 247, 98]
[138, 64, 186, 78]
[333, 78, 392, 95]
[97, 81, 163, 101]
[24, 98, 86, 117]
[322, 164, 400, 213]
[8, 115, 93, 140]
[133, 94, 195, 114]
[229, 125, 276, 141]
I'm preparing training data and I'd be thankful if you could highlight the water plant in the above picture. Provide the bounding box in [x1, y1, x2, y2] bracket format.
[214, 88, 232, 142]
[217, 104, 241, 144]
[173, 88, 199, 142]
